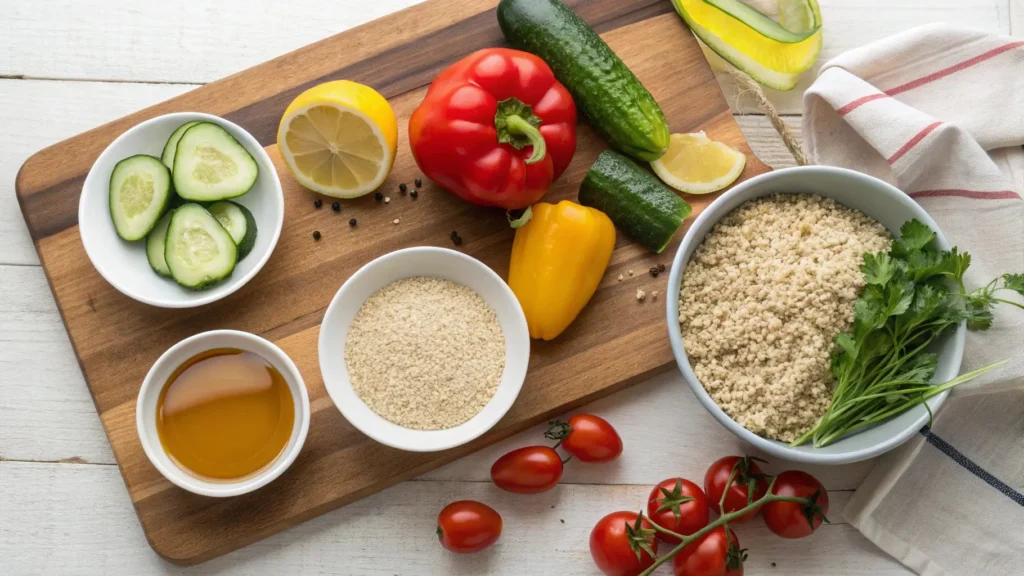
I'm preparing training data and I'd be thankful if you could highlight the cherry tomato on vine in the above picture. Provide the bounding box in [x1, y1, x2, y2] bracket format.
[436, 500, 502, 553]
[704, 456, 768, 522]
[762, 470, 830, 539]
[646, 478, 710, 543]
[546, 414, 623, 463]
[671, 526, 745, 576]
[490, 446, 563, 493]
[590, 511, 658, 576]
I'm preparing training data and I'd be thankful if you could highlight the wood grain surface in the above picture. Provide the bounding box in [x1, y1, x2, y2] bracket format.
[14, 0, 769, 565]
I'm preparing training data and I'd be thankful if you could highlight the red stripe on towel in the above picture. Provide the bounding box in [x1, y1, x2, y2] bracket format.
[909, 189, 1021, 200]
[887, 121, 942, 164]
[837, 93, 888, 116]
[888, 41, 1024, 96]
[835, 41, 1024, 115]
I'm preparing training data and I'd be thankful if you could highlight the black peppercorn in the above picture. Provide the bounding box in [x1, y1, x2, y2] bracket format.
[410, 189, 418, 199]
[649, 267, 660, 277]
[314, 199, 322, 208]
[312, 230, 321, 240]
[375, 192, 383, 201]
[658, 263, 666, 272]
[332, 202, 340, 212]
[414, 178, 422, 187]
[349, 218, 357, 227]
[399, 182, 407, 193]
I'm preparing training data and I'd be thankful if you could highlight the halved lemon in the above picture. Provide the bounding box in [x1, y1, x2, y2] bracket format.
[650, 132, 746, 195]
[671, 0, 822, 91]
[277, 80, 398, 198]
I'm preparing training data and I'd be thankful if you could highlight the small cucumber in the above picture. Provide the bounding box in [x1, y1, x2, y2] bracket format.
[161, 120, 201, 170]
[208, 201, 257, 260]
[173, 122, 258, 202]
[578, 150, 692, 254]
[164, 203, 238, 290]
[498, 0, 670, 162]
[109, 154, 171, 241]
[146, 212, 173, 277]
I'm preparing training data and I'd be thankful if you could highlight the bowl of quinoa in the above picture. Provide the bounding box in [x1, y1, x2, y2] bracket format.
[319, 247, 530, 452]
[666, 166, 965, 464]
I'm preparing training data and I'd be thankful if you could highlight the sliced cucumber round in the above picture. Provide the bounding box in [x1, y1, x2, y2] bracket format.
[146, 212, 173, 277]
[161, 120, 201, 170]
[164, 203, 238, 290]
[208, 201, 257, 260]
[109, 154, 171, 241]
[172, 122, 258, 202]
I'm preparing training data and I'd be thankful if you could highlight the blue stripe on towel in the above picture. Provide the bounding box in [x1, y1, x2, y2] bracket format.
[919, 425, 1024, 506]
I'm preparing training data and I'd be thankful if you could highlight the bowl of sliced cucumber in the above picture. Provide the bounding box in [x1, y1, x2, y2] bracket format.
[79, 112, 283, 308]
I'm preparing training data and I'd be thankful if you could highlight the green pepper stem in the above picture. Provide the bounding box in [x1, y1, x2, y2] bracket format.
[503, 114, 546, 165]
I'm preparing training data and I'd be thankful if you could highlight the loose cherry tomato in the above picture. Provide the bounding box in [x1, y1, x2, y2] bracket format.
[646, 478, 710, 543]
[672, 526, 745, 576]
[436, 500, 502, 553]
[590, 511, 658, 576]
[762, 470, 830, 539]
[546, 414, 623, 463]
[704, 456, 768, 522]
[490, 446, 563, 493]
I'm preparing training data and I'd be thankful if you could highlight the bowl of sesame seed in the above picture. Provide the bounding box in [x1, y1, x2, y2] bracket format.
[667, 166, 965, 465]
[318, 246, 530, 452]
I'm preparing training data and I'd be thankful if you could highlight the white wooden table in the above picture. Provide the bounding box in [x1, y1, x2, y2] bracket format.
[2, 1, 1020, 574]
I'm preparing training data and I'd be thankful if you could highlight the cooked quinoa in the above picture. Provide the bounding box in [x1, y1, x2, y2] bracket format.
[345, 277, 505, 430]
[678, 195, 891, 442]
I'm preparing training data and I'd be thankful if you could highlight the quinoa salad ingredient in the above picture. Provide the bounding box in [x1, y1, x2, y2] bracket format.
[345, 277, 505, 430]
[678, 194, 891, 442]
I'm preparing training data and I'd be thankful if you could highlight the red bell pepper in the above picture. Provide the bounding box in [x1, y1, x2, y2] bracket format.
[409, 48, 577, 210]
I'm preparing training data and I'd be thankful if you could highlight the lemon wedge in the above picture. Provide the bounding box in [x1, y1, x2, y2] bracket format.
[277, 80, 398, 198]
[650, 132, 746, 195]
[671, 0, 822, 91]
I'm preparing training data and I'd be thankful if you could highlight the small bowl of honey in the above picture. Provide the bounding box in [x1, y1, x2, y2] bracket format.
[136, 330, 310, 497]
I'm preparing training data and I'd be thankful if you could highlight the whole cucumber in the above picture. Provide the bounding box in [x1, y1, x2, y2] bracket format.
[497, 0, 670, 162]
[579, 150, 691, 253]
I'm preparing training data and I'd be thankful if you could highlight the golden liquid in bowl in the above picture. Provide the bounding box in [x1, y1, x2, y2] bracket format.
[156, 348, 295, 481]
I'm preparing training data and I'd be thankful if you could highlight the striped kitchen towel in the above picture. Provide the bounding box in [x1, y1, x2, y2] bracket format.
[803, 23, 1024, 576]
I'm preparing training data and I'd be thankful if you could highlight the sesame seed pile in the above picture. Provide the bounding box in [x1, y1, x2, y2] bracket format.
[678, 195, 891, 442]
[345, 276, 505, 430]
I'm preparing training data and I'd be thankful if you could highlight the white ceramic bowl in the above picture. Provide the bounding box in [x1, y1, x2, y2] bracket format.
[319, 247, 530, 452]
[79, 112, 284, 308]
[666, 166, 965, 464]
[136, 330, 310, 497]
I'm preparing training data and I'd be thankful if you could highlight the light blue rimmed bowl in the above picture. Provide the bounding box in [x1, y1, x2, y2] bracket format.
[666, 166, 965, 465]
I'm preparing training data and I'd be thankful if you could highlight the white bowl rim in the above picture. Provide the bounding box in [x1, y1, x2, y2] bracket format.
[78, 112, 284, 309]
[135, 329, 311, 497]
[318, 246, 530, 453]
[665, 165, 966, 464]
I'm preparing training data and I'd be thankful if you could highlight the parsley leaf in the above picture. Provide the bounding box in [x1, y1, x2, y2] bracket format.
[861, 253, 895, 286]
[1002, 273, 1024, 297]
[891, 219, 936, 258]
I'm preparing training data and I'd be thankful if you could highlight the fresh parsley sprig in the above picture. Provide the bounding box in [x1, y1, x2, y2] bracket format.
[792, 220, 1021, 448]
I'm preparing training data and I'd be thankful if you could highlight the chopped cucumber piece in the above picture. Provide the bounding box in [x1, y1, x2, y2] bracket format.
[164, 203, 238, 290]
[578, 150, 692, 254]
[146, 212, 173, 277]
[172, 122, 258, 202]
[161, 121, 200, 170]
[208, 201, 257, 260]
[109, 154, 171, 241]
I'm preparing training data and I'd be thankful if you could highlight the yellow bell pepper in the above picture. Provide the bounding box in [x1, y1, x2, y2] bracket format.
[508, 201, 616, 340]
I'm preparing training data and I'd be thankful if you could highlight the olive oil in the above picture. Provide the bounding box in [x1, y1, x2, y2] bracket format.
[156, 348, 295, 481]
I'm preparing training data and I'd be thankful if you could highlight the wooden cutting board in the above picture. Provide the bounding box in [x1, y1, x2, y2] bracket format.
[15, 0, 769, 565]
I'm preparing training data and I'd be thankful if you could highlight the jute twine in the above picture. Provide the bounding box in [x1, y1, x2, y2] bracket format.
[726, 68, 809, 166]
